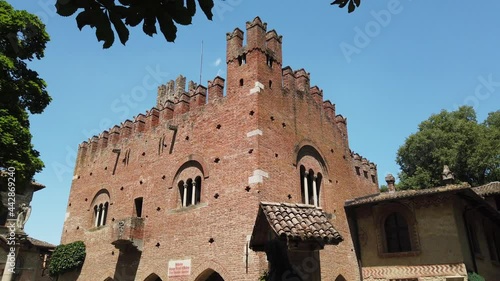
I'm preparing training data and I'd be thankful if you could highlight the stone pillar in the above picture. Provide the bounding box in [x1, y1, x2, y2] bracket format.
[183, 183, 188, 207]
[303, 172, 309, 205]
[191, 182, 196, 206]
[99, 204, 106, 226]
[312, 175, 318, 207]
[95, 206, 100, 227]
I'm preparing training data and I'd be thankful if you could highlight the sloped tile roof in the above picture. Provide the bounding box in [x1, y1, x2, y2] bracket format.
[0, 234, 55, 249]
[27, 237, 56, 249]
[473, 182, 500, 197]
[345, 183, 470, 206]
[259, 202, 343, 244]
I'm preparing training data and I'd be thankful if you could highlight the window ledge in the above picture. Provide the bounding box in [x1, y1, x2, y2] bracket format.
[87, 225, 108, 232]
[168, 202, 208, 214]
[379, 250, 421, 258]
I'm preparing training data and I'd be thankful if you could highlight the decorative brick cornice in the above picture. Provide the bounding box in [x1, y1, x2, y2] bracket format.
[362, 263, 467, 279]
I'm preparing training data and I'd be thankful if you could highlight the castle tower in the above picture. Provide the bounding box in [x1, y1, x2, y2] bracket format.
[60, 17, 379, 281]
[226, 17, 283, 97]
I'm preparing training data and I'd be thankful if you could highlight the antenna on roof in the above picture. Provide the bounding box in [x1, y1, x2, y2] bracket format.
[199, 40, 204, 85]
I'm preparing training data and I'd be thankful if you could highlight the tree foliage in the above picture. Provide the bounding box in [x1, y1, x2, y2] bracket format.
[55, 0, 214, 48]
[55, 0, 360, 49]
[48, 241, 86, 277]
[396, 106, 500, 190]
[331, 0, 361, 13]
[0, 0, 51, 187]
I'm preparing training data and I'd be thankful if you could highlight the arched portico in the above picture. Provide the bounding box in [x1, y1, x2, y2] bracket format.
[194, 269, 225, 281]
[144, 273, 163, 281]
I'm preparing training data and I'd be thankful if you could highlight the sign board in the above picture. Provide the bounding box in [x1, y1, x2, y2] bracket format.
[168, 259, 191, 277]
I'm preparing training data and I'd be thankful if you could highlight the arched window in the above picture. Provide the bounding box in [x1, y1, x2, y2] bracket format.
[91, 190, 110, 227]
[300, 166, 321, 207]
[172, 160, 206, 208]
[178, 176, 202, 207]
[296, 143, 328, 207]
[266, 54, 273, 68]
[93, 202, 108, 227]
[238, 54, 246, 66]
[384, 212, 411, 253]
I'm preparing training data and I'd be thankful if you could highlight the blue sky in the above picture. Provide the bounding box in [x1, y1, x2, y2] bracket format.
[9, 0, 500, 245]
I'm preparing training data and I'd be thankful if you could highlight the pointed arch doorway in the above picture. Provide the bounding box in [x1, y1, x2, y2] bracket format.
[144, 273, 163, 281]
[194, 269, 225, 281]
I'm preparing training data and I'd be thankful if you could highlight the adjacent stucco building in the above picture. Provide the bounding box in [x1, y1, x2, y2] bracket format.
[345, 181, 500, 281]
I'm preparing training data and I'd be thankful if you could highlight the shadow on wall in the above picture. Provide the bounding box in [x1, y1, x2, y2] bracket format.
[113, 247, 141, 281]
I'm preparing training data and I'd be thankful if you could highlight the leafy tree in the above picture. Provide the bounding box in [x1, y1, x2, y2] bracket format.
[331, 0, 361, 13]
[55, 0, 359, 49]
[55, 0, 214, 48]
[0, 0, 51, 187]
[396, 106, 500, 190]
[49, 241, 86, 277]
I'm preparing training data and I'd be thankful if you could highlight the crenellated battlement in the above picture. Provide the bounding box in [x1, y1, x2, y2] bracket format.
[77, 74, 227, 164]
[226, 17, 283, 64]
[350, 150, 378, 182]
[280, 65, 351, 138]
[76, 17, 364, 174]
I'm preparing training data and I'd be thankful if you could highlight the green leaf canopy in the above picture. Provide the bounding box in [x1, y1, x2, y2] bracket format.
[397, 106, 500, 189]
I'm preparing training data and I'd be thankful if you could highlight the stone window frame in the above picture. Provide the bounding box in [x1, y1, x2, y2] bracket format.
[373, 202, 421, 258]
[90, 189, 110, 228]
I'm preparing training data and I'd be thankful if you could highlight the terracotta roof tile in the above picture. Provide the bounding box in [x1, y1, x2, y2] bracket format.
[259, 202, 343, 244]
[473, 182, 500, 197]
[345, 183, 471, 206]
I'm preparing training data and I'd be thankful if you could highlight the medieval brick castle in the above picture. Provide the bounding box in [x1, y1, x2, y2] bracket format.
[61, 17, 383, 281]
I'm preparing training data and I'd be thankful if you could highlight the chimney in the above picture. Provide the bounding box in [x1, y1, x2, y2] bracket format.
[385, 174, 396, 193]
[442, 165, 454, 185]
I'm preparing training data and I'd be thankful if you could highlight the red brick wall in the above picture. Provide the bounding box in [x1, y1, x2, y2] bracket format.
[61, 17, 378, 281]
